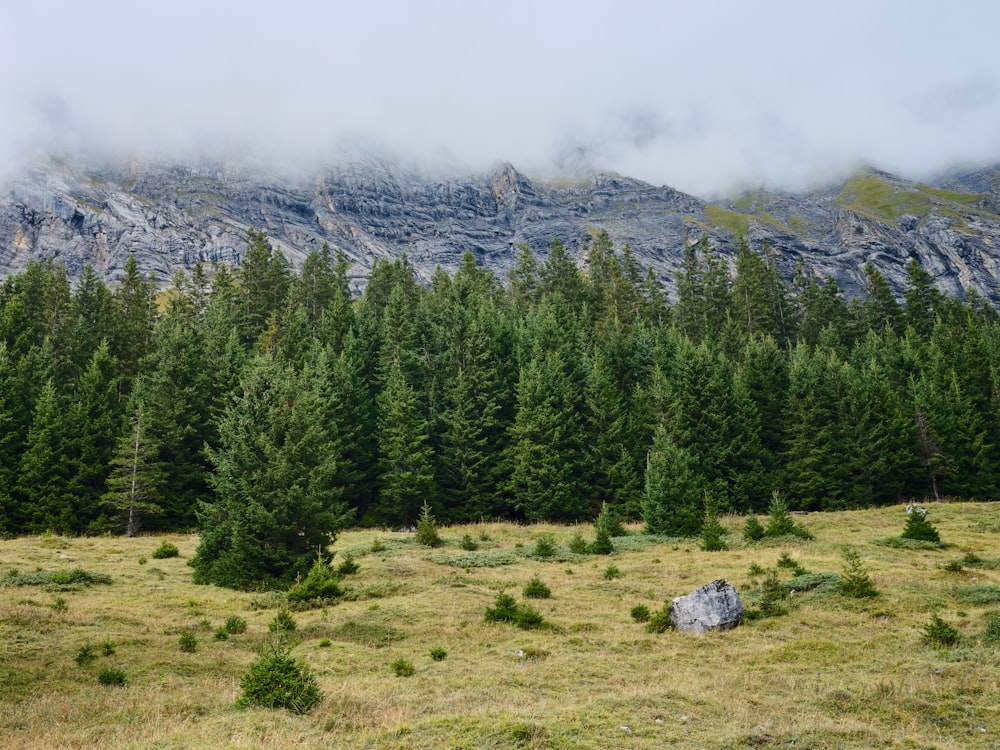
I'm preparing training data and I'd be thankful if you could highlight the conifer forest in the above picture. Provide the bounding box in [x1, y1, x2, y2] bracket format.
[1, 228, 997, 588]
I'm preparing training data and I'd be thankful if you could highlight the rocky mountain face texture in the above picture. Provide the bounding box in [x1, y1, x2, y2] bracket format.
[1, 158, 999, 299]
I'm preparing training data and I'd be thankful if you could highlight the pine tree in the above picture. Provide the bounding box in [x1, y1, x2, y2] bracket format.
[642, 425, 704, 536]
[374, 359, 436, 527]
[14, 379, 70, 533]
[192, 354, 352, 588]
[101, 385, 164, 537]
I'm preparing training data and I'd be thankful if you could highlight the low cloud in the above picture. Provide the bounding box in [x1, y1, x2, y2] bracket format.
[2, 0, 998, 196]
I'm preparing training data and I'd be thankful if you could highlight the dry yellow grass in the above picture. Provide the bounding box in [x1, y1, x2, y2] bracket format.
[2, 503, 1000, 749]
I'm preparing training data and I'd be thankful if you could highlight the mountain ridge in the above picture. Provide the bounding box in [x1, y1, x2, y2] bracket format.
[1, 157, 998, 299]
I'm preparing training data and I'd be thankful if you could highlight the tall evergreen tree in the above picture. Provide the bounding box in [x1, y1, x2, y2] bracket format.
[14, 379, 70, 533]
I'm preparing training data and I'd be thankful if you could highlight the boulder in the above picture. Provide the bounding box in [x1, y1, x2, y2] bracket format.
[669, 579, 743, 635]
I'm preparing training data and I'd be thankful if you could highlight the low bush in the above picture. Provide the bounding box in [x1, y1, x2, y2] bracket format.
[415, 502, 443, 548]
[523, 576, 552, 599]
[567, 532, 589, 555]
[224, 615, 248, 634]
[922, 613, 959, 647]
[484, 592, 545, 630]
[776, 552, 809, 576]
[97, 666, 127, 687]
[75, 645, 97, 667]
[336, 553, 359, 576]
[603, 564, 621, 580]
[429, 646, 448, 661]
[459, 534, 479, 551]
[952, 585, 1000, 606]
[3, 568, 112, 590]
[287, 557, 342, 606]
[151, 541, 180, 559]
[902, 506, 941, 543]
[269, 610, 297, 634]
[839, 547, 879, 598]
[239, 646, 322, 713]
[533, 534, 557, 558]
[743, 516, 766, 542]
[646, 604, 673, 633]
[390, 656, 415, 676]
[178, 632, 198, 652]
[630, 604, 650, 623]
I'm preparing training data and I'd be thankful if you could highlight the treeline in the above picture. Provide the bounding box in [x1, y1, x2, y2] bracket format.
[0, 229, 998, 541]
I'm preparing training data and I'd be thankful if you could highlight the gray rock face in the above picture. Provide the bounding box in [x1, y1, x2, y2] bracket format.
[0, 158, 998, 301]
[669, 579, 744, 636]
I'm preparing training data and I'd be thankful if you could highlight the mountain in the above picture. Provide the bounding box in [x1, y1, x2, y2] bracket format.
[1, 157, 999, 299]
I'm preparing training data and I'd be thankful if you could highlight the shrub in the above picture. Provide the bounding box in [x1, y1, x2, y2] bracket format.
[567, 532, 588, 555]
[839, 547, 879, 598]
[390, 656, 415, 676]
[922, 613, 959, 647]
[533, 533, 557, 557]
[336, 553, 359, 576]
[287, 557, 342, 605]
[776, 552, 808, 576]
[151, 541, 180, 559]
[224, 615, 248, 635]
[484, 592, 545, 630]
[759, 569, 787, 617]
[952, 585, 1000, 605]
[630, 604, 650, 623]
[370, 538, 386, 553]
[51, 596, 68, 613]
[239, 646, 322, 713]
[459, 534, 478, 551]
[743, 516, 765, 542]
[594, 501, 625, 540]
[97, 666, 127, 687]
[138, 556, 147, 565]
[700, 495, 727, 551]
[214, 627, 230, 641]
[415, 501, 443, 548]
[318, 639, 332, 648]
[75, 645, 97, 666]
[603, 564, 621, 580]
[902, 505, 941, 543]
[523, 576, 552, 599]
[269, 610, 297, 634]
[429, 646, 448, 661]
[100, 640, 116, 656]
[983, 613, 1000, 644]
[589, 526, 614, 555]
[3, 568, 112, 589]
[646, 605, 673, 633]
[765, 492, 814, 540]
[178, 632, 198, 653]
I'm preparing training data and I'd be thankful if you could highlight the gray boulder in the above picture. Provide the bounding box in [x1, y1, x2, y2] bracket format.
[669, 579, 743, 635]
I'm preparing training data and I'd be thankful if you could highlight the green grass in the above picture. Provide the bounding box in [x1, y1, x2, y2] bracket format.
[2, 507, 1000, 748]
[837, 172, 994, 224]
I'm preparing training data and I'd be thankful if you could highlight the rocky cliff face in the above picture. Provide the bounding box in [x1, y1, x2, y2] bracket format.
[1, 157, 998, 300]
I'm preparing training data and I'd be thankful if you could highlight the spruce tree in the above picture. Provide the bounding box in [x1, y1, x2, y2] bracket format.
[642, 426, 703, 536]
[14, 379, 70, 533]
[192, 354, 352, 588]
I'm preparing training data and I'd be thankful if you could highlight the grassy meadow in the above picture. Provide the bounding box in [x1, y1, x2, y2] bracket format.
[2, 503, 1000, 749]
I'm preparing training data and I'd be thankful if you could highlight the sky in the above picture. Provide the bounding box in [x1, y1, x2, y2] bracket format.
[2, 0, 999, 196]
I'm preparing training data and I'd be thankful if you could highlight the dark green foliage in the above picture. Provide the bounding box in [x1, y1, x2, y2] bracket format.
[336, 553, 360, 576]
[224, 615, 248, 635]
[743, 515, 766, 542]
[178, 632, 197, 653]
[429, 646, 448, 661]
[533, 533, 557, 557]
[2, 568, 111, 589]
[603, 564, 621, 580]
[414, 501, 443, 548]
[75, 645, 97, 667]
[589, 525, 614, 555]
[191, 354, 353, 590]
[758, 569, 787, 617]
[459, 534, 478, 551]
[523, 576, 552, 599]
[952, 586, 1000, 605]
[484, 592, 545, 629]
[97, 666, 127, 687]
[901, 506, 941, 543]
[921, 613, 960, 647]
[782, 572, 842, 594]
[100, 640, 116, 656]
[239, 645, 322, 713]
[287, 557, 342, 605]
[776, 552, 808, 576]
[214, 627, 229, 641]
[645, 604, 673, 633]
[151, 541, 180, 559]
[390, 657, 415, 676]
[983, 613, 1000, 644]
[839, 547, 879, 598]
[764, 492, 813, 539]
[567, 532, 588, 555]
[700, 495, 728, 551]
[630, 604, 650, 623]
[268, 610, 297, 634]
